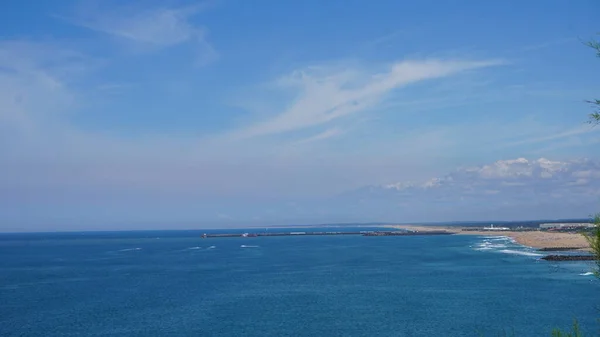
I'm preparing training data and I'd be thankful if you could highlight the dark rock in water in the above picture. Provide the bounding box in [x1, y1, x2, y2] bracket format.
[538, 247, 585, 252]
[541, 255, 597, 261]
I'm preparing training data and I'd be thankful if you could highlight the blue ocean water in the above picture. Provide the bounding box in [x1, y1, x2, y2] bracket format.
[1, 229, 598, 337]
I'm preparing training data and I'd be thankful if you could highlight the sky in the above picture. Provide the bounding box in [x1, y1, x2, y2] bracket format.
[1, 0, 599, 231]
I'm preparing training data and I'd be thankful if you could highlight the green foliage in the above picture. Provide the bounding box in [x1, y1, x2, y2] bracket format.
[583, 34, 600, 277]
[551, 38, 600, 337]
[586, 38, 600, 125]
[551, 320, 583, 337]
[587, 100, 600, 125]
[487, 36, 600, 337]
[582, 214, 600, 276]
[587, 39, 600, 58]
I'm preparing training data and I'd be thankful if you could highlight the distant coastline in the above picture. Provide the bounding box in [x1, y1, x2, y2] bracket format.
[390, 224, 592, 251]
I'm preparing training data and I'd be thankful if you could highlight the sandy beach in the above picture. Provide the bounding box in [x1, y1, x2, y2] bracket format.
[390, 225, 591, 251]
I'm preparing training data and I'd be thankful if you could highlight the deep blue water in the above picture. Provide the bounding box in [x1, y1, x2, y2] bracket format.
[1, 229, 598, 336]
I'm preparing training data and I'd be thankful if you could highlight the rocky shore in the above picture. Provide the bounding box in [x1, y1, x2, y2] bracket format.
[540, 255, 597, 261]
[537, 247, 584, 251]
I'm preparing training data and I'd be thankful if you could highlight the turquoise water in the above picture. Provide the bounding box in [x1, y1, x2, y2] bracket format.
[1, 230, 598, 336]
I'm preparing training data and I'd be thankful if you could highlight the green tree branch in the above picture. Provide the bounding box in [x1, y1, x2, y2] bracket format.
[583, 214, 600, 276]
[585, 39, 600, 125]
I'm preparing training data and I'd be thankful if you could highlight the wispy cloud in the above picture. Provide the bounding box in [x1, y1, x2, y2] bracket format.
[0, 40, 86, 135]
[293, 127, 344, 145]
[502, 125, 598, 148]
[531, 134, 600, 155]
[519, 37, 577, 52]
[60, 3, 218, 64]
[366, 29, 410, 47]
[231, 59, 504, 139]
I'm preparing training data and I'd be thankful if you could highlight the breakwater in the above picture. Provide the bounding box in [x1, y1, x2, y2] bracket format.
[201, 230, 453, 239]
[537, 247, 585, 251]
[541, 255, 597, 261]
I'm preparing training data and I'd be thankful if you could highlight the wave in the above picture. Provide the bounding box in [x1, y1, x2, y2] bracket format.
[483, 236, 510, 240]
[187, 247, 201, 250]
[473, 235, 524, 256]
[473, 237, 543, 258]
[475, 240, 507, 250]
[580, 272, 595, 276]
[207, 246, 216, 249]
[478, 243, 507, 249]
[481, 236, 516, 244]
[474, 247, 493, 251]
[497, 249, 542, 257]
[118, 248, 142, 252]
[241, 245, 259, 248]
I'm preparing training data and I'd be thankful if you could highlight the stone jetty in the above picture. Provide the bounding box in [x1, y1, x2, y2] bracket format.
[541, 255, 597, 261]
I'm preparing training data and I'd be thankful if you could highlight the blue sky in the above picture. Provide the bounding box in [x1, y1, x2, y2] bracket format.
[1, 0, 599, 231]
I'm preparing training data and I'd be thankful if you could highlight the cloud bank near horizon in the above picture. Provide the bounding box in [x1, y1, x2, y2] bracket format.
[336, 157, 600, 223]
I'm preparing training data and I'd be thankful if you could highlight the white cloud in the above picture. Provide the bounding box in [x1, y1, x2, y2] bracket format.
[474, 157, 570, 179]
[365, 29, 410, 48]
[293, 127, 344, 145]
[334, 157, 600, 222]
[0, 40, 423, 201]
[572, 169, 600, 179]
[503, 125, 597, 147]
[373, 157, 600, 195]
[231, 59, 504, 139]
[0, 41, 83, 135]
[61, 3, 217, 64]
[372, 117, 600, 162]
[519, 37, 576, 52]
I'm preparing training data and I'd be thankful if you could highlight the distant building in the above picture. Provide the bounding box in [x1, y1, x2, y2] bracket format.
[539, 223, 594, 230]
[482, 224, 510, 231]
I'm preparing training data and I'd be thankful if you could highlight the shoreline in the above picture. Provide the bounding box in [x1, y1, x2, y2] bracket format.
[390, 225, 592, 251]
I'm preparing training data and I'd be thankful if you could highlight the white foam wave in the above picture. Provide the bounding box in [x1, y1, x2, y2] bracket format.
[241, 245, 259, 248]
[473, 235, 541, 259]
[208, 246, 216, 249]
[481, 244, 507, 249]
[476, 240, 507, 249]
[580, 272, 595, 276]
[484, 236, 510, 240]
[187, 247, 201, 250]
[481, 236, 516, 244]
[497, 249, 542, 257]
[118, 248, 142, 252]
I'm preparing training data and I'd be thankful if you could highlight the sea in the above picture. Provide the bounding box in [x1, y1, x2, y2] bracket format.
[1, 227, 598, 337]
